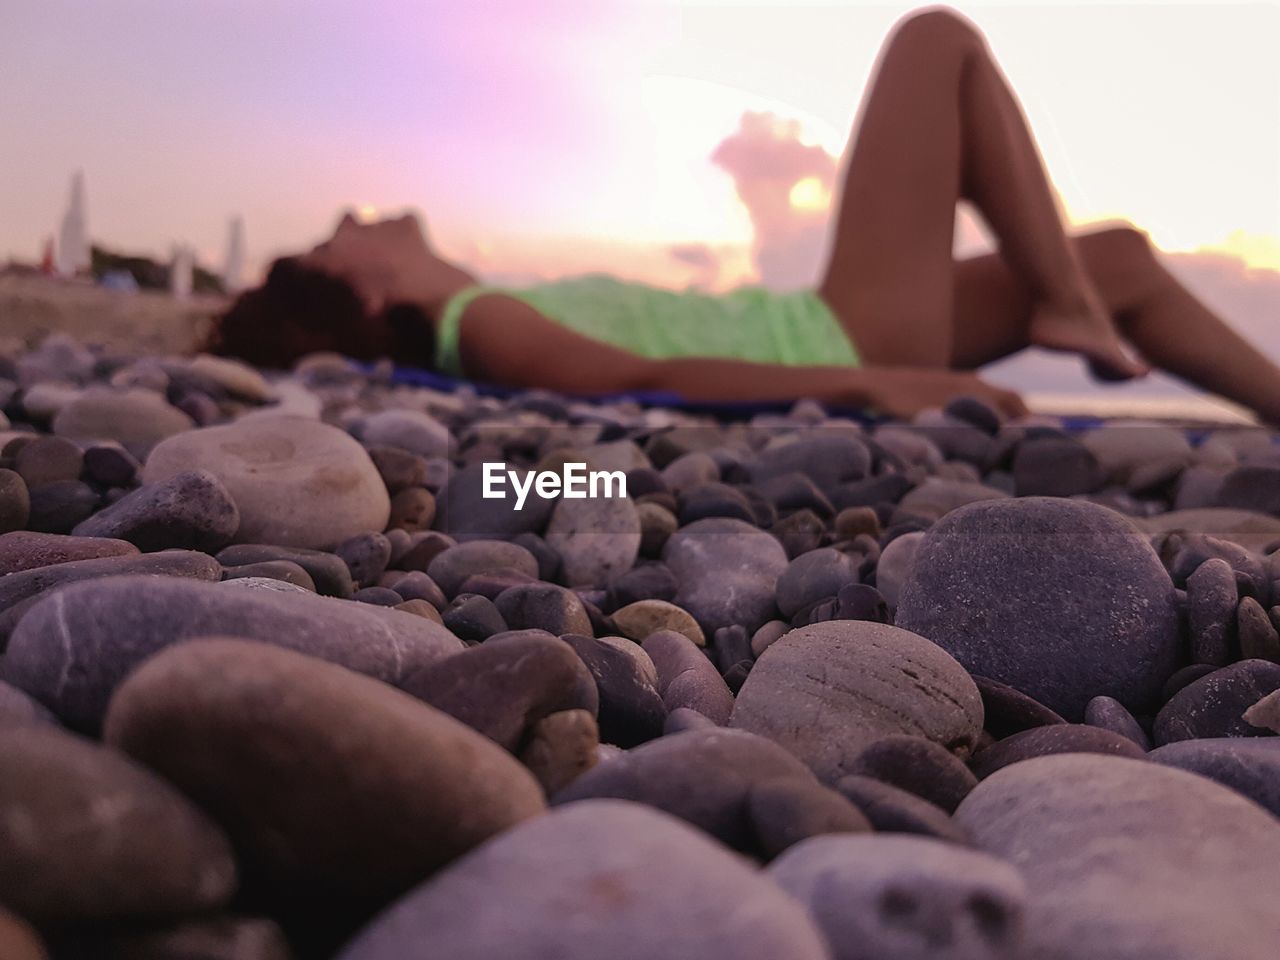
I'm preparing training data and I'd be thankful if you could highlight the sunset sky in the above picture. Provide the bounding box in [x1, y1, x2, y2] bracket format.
[3, 0, 1278, 297]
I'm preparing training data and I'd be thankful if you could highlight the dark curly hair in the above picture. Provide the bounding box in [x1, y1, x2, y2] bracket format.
[204, 257, 435, 370]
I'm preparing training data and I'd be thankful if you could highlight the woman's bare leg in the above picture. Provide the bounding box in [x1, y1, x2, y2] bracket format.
[819, 7, 1146, 378]
[952, 226, 1280, 422]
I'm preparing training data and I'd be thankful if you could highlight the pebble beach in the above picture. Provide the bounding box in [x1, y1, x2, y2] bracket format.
[2, 328, 1280, 960]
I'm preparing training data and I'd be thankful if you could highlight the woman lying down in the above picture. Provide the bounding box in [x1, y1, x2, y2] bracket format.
[208, 9, 1280, 425]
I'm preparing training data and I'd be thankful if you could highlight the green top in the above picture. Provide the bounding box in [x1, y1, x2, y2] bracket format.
[434, 274, 860, 378]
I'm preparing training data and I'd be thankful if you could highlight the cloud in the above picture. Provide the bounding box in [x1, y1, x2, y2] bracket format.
[708, 111, 997, 288]
[710, 111, 839, 289]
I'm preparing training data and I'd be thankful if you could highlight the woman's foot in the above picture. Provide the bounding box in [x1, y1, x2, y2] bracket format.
[1029, 297, 1151, 381]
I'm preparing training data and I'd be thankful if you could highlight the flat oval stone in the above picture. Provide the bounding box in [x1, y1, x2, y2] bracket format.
[896, 478, 1009, 523]
[1239, 596, 1280, 661]
[355, 409, 451, 459]
[53, 386, 194, 459]
[973, 675, 1067, 738]
[220, 559, 316, 591]
[955, 754, 1280, 960]
[142, 416, 390, 551]
[874, 530, 924, 608]
[387, 487, 436, 532]
[896, 498, 1180, 720]
[769, 834, 1027, 960]
[336, 532, 392, 588]
[663, 517, 788, 635]
[0, 550, 222, 646]
[493, 582, 592, 636]
[367, 446, 429, 493]
[1153, 659, 1280, 744]
[400, 632, 598, 750]
[1082, 423, 1193, 483]
[1186, 558, 1239, 665]
[25, 479, 96, 534]
[554, 728, 819, 853]
[969, 724, 1147, 780]
[613, 599, 705, 646]
[545, 495, 640, 588]
[0, 530, 138, 575]
[188, 353, 275, 401]
[834, 774, 970, 843]
[335, 800, 830, 960]
[1149, 739, 1280, 816]
[749, 433, 872, 490]
[849, 735, 979, 813]
[1139, 508, 1280, 554]
[426, 540, 539, 598]
[13, 435, 83, 488]
[1083, 695, 1150, 750]
[441, 593, 507, 641]
[1215, 465, 1280, 515]
[641, 629, 734, 724]
[0, 727, 236, 923]
[104, 639, 545, 908]
[746, 777, 871, 859]
[1012, 436, 1102, 497]
[71, 469, 239, 553]
[775, 547, 860, 619]
[217, 543, 354, 597]
[731, 620, 983, 783]
[2, 574, 463, 730]
[519, 708, 599, 795]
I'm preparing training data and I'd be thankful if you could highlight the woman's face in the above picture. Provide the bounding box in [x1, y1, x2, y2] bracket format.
[299, 212, 431, 316]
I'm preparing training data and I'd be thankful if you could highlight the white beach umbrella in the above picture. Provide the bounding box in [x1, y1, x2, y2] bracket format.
[55, 171, 90, 277]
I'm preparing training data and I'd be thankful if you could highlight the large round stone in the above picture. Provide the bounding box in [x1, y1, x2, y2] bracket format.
[104, 639, 545, 908]
[335, 800, 830, 960]
[730, 620, 983, 782]
[769, 834, 1027, 960]
[0, 727, 236, 923]
[1, 574, 462, 730]
[955, 754, 1280, 960]
[896, 498, 1180, 719]
[142, 415, 390, 550]
[663, 518, 788, 635]
[553, 728, 827, 852]
[52, 386, 194, 459]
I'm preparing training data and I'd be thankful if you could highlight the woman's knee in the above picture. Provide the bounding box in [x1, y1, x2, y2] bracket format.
[1078, 225, 1163, 309]
[888, 7, 986, 52]
[1081, 225, 1157, 269]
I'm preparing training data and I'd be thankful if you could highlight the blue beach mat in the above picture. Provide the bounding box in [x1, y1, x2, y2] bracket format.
[378, 362, 1133, 434]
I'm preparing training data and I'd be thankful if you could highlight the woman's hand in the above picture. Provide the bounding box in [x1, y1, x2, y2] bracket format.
[300, 212, 432, 314]
[854, 367, 1029, 419]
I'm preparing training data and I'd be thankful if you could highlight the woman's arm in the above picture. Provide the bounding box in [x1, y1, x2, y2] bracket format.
[456, 293, 1027, 418]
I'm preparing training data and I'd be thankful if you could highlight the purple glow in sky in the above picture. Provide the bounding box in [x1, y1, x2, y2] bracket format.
[2, 1, 1278, 291]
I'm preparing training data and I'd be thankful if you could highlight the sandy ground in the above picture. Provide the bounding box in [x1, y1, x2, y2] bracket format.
[0, 274, 223, 356]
